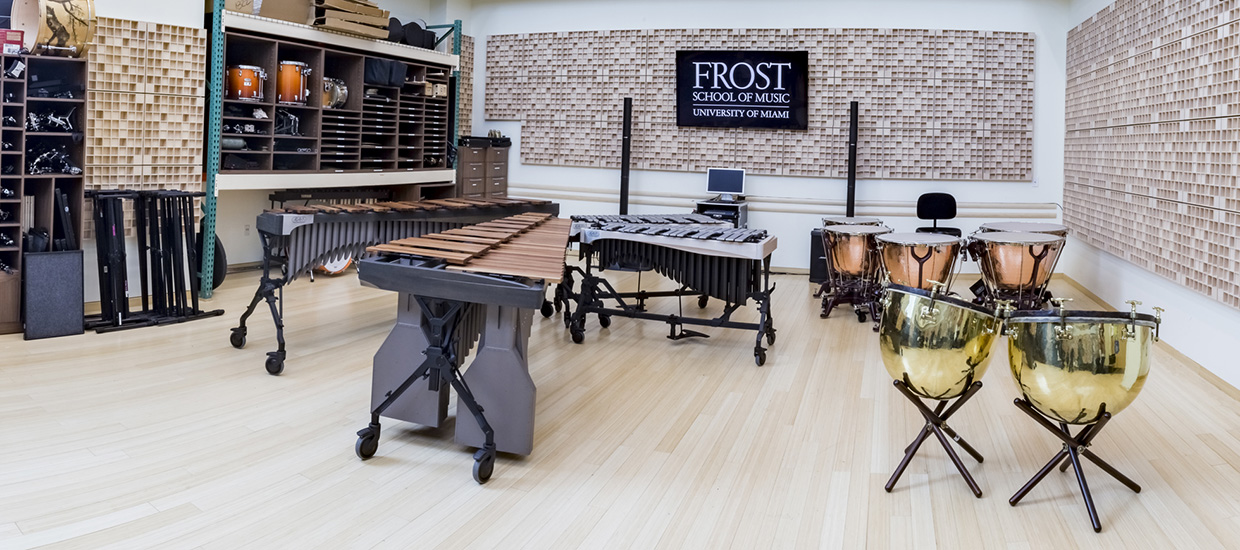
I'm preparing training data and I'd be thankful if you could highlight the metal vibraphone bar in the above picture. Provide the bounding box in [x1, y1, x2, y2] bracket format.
[229, 198, 559, 375]
[567, 223, 778, 366]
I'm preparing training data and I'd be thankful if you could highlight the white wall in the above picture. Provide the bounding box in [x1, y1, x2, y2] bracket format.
[1054, 0, 1240, 388]
[96, 0, 203, 27]
[467, 0, 1073, 270]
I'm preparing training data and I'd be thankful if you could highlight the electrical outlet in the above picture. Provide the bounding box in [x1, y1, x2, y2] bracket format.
[244, 224, 251, 236]
[1032, 179, 1039, 187]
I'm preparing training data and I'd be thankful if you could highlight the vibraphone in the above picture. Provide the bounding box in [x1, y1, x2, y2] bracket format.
[568, 220, 778, 366]
[228, 197, 559, 375]
[355, 212, 572, 483]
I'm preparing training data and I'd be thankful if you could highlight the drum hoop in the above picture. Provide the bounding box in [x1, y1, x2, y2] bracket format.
[826, 226, 892, 236]
[281, 60, 309, 67]
[235, 64, 264, 71]
[971, 231, 1063, 245]
[980, 222, 1068, 232]
[1007, 310, 1158, 327]
[877, 233, 960, 246]
[885, 283, 996, 317]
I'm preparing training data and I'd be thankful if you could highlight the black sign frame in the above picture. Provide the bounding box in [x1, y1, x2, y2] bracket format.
[675, 50, 809, 130]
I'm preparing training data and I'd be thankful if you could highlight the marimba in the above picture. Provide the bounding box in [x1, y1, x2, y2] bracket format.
[228, 197, 558, 375]
[568, 220, 778, 366]
[356, 212, 572, 483]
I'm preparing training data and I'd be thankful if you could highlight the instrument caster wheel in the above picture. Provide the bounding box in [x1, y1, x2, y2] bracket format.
[598, 314, 611, 328]
[856, 310, 867, 323]
[570, 327, 585, 344]
[540, 301, 554, 318]
[766, 329, 776, 345]
[472, 448, 495, 483]
[698, 295, 709, 309]
[754, 349, 767, 366]
[229, 329, 246, 349]
[265, 354, 284, 375]
[355, 426, 379, 460]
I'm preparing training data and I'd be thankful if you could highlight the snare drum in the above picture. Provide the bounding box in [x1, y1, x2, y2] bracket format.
[1006, 309, 1159, 424]
[979, 221, 1069, 238]
[322, 77, 348, 109]
[970, 231, 1064, 306]
[226, 65, 266, 102]
[877, 233, 961, 290]
[824, 225, 892, 277]
[878, 284, 999, 399]
[822, 215, 883, 227]
[278, 61, 311, 105]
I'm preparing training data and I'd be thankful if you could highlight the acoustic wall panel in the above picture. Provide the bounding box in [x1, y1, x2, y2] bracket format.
[484, 28, 1035, 181]
[1065, 0, 1240, 310]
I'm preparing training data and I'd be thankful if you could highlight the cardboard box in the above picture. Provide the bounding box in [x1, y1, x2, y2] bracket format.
[433, 83, 448, 98]
[259, 0, 312, 24]
[1, 30, 23, 55]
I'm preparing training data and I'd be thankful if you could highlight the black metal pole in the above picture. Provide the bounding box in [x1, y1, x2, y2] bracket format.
[620, 97, 632, 215]
[846, 100, 859, 217]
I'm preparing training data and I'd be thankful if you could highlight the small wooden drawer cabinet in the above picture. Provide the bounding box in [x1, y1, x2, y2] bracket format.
[456, 143, 509, 198]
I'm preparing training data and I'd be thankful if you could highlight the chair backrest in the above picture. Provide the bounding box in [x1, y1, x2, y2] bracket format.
[917, 193, 957, 221]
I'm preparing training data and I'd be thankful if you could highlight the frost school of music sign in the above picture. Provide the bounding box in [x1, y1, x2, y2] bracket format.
[676, 50, 809, 130]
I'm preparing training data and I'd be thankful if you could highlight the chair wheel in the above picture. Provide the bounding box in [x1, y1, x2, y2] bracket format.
[540, 301, 554, 318]
[755, 349, 767, 366]
[698, 295, 709, 308]
[355, 427, 378, 459]
[229, 330, 246, 349]
[265, 355, 284, 375]
[598, 314, 611, 328]
[766, 329, 776, 345]
[570, 327, 585, 344]
[472, 448, 495, 483]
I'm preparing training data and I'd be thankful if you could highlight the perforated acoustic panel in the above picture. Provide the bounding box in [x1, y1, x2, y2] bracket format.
[1065, 0, 1240, 310]
[485, 28, 1034, 180]
[459, 35, 474, 138]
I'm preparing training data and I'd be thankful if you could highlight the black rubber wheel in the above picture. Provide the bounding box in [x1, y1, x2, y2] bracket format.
[755, 350, 767, 367]
[570, 327, 585, 344]
[472, 449, 494, 483]
[698, 295, 709, 309]
[355, 429, 378, 460]
[229, 331, 246, 349]
[856, 310, 867, 323]
[598, 314, 611, 328]
[540, 301, 554, 318]
[766, 329, 776, 345]
[265, 355, 284, 375]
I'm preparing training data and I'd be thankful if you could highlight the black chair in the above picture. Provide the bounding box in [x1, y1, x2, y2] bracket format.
[915, 193, 962, 237]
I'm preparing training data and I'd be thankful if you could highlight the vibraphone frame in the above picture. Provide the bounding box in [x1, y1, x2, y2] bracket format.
[229, 200, 558, 375]
[567, 234, 777, 366]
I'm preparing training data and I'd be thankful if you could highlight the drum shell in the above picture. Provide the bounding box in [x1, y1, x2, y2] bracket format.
[878, 285, 999, 399]
[825, 226, 890, 277]
[878, 234, 960, 290]
[13, 0, 95, 57]
[1007, 312, 1155, 424]
[278, 61, 311, 105]
[979, 222, 1069, 238]
[322, 78, 348, 109]
[226, 65, 266, 101]
[972, 232, 1064, 291]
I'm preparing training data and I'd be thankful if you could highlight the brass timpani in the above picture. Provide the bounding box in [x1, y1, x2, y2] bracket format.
[357, 213, 572, 483]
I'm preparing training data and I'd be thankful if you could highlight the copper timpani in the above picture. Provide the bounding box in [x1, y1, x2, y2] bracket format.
[877, 232, 961, 290]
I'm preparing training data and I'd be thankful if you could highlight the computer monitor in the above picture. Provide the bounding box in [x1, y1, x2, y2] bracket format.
[707, 168, 745, 202]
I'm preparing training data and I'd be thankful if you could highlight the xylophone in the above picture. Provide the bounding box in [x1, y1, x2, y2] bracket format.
[355, 212, 572, 483]
[228, 197, 559, 375]
[568, 219, 778, 366]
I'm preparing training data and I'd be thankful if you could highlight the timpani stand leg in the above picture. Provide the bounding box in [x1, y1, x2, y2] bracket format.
[455, 304, 536, 456]
[1010, 399, 1139, 533]
[886, 380, 985, 497]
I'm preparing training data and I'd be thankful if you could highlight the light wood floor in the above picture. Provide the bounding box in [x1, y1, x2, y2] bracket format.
[2, 267, 1240, 549]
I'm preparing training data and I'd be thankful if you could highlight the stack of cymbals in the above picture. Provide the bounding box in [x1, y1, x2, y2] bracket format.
[313, 0, 391, 39]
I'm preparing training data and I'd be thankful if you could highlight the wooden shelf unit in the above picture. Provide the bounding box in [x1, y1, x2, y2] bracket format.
[220, 28, 456, 180]
[0, 55, 86, 334]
